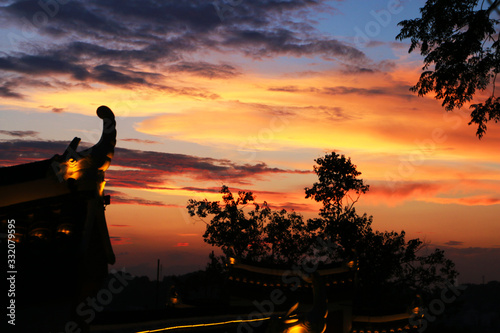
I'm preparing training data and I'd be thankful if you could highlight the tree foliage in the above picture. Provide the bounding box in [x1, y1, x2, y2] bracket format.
[305, 153, 369, 216]
[187, 152, 457, 296]
[396, 0, 500, 138]
[187, 186, 312, 264]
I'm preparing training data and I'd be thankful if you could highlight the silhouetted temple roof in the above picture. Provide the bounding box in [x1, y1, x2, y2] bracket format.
[0, 159, 53, 186]
[0, 105, 117, 265]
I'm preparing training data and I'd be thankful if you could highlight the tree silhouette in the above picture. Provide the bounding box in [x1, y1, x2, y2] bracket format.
[187, 186, 312, 264]
[396, 0, 500, 138]
[187, 152, 457, 299]
[304, 153, 457, 300]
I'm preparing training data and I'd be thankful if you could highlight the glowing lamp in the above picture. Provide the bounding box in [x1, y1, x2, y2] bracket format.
[288, 324, 307, 333]
[57, 223, 74, 235]
[29, 227, 50, 240]
[13, 233, 24, 243]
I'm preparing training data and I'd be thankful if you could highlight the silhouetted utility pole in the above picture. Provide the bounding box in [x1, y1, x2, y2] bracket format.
[156, 259, 160, 309]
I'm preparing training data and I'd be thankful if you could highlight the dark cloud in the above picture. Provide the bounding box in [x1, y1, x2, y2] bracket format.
[227, 100, 352, 122]
[445, 241, 465, 246]
[109, 147, 309, 186]
[314, 105, 354, 121]
[268, 84, 414, 99]
[322, 86, 388, 96]
[168, 61, 240, 79]
[121, 138, 161, 145]
[0, 140, 66, 166]
[0, 83, 23, 98]
[91, 64, 149, 86]
[268, 85, 319, 93]
[0, 54, 90, 79]
[104, 169, 167, 189]
[364, 40, 408, 50]
[222, 28, 365, 60]
[104, 189, 179, 207]
[0, 140, 309, 187]
[179, 186, 222, 194]
[0, 55, 157, 87]
[338, 65, 377, 75]
[109, 236, 133, 245]
[0, 72, 220, 100]
[178, 186, 292, 198]
[59, 41, 180, 65]
[175, 186, 315, 212]
[0, 130, 39, 138]
[269, 202, 316, 212]
[0, 0, 367, 97]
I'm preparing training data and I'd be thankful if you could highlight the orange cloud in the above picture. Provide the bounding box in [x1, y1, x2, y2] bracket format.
[363, 180, 500, 207]
[425, 196, 500, 206]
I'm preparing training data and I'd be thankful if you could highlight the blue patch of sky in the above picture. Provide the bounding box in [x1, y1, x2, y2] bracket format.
[315, 0, 425, 61]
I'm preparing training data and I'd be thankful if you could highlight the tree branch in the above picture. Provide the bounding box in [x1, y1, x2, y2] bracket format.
[485, 0, 500, 16]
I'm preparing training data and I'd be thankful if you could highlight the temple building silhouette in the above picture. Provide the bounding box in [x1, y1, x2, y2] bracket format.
[224, 259, 420, 333]
[0, 106, 116, 332]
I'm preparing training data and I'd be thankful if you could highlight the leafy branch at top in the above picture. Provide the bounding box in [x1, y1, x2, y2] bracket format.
[397, 0, 500, 138]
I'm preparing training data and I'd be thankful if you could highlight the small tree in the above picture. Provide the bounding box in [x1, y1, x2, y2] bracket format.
[304, 153, 371, 256]
[396, 0, 500, 138]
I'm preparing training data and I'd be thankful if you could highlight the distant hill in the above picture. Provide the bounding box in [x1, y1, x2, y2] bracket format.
[426, 281, 500, 333]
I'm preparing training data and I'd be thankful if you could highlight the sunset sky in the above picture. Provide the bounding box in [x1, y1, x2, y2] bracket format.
[0, 0, 499, 284]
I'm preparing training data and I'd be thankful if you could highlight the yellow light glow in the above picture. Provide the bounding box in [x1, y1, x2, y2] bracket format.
[135, 317, 271, 333]
[57, 224, 73, 235]
[98, 181, 106, 196]
[63, 158, 83, 181]
[59, 228, 71, 235]
[288, 324, 307, 333]
[30, 228, 49, 239]
[13, 233, 24, 243]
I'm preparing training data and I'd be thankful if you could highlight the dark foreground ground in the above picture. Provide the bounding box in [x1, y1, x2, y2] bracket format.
[88, 279, 500, 333]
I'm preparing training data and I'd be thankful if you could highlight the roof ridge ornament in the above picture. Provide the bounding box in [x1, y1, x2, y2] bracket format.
[51, 106, 116, 185]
